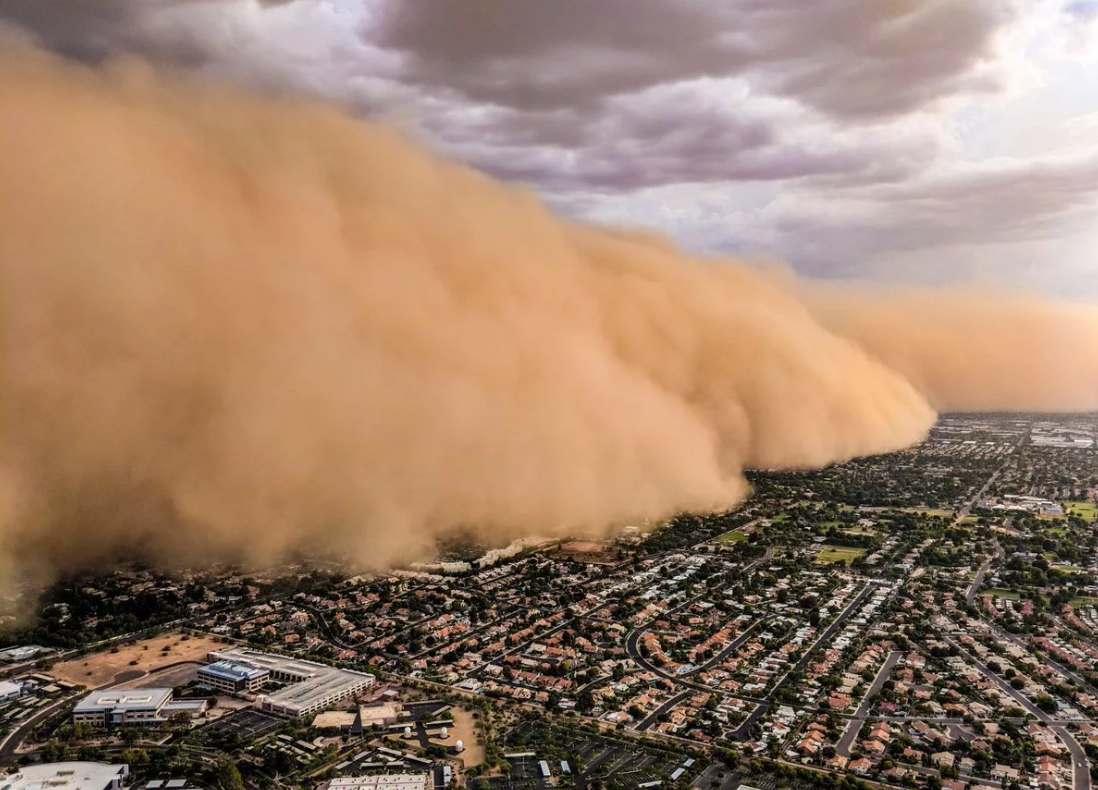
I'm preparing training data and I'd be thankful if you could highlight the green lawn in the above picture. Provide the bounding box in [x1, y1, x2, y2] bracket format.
[814, 545, 867, 565]
[715, 529, 747, 544]
[1065, 501, 1097, 521]
[842, 527, 877, 536]
[907, 508, 954, 518]
[987, 587, 1022, 600]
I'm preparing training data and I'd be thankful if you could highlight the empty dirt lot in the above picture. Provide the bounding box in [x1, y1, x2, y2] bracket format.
[50, 633, 224, 689]
[428, 706, 484, 767]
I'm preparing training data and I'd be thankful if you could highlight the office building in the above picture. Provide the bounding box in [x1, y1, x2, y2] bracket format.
[207, 648, 374, 717]
[0, 681, 22, 703]
[197, 660, 269, 695]
[72, 689, 207, 727]
[0, 763, 128, 790]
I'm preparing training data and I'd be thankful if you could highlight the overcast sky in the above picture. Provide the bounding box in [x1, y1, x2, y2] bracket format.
[3, 0, 1097, 296]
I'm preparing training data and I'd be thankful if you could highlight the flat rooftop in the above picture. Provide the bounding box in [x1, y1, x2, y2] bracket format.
[74, 689, 173, 713]
[327, 776, 430, 790]
[0, 762, 127, 790]
[208, 648, 373, 712]
[209, 648, 330, 680]
[199, 660, 269, 682]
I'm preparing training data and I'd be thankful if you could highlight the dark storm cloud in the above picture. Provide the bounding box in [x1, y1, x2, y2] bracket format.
[0, 0, 297, 64]
[0, 0, 1016, 192]
[421, 84, 938, 194]
[373, 0, 1014, 120]
[361, 0, 1016, 203]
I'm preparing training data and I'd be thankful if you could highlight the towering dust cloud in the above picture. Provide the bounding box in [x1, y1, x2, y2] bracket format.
[0, 49, 1096, 589]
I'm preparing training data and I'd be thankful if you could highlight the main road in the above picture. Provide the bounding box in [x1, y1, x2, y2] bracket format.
[966, 540, 1003, 607]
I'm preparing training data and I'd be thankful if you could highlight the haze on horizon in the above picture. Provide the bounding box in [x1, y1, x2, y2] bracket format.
[1, 2, 1097, 595]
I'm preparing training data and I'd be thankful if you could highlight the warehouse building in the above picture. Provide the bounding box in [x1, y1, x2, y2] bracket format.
[197, 660, 270, 695]
[207, 648, 374, 718]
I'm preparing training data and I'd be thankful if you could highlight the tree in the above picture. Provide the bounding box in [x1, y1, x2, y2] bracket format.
[215, 758, 244, 790]
[120, 748, 149, 766]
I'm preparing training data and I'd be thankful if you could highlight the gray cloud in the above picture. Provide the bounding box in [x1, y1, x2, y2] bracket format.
[373, 0, 1014, 120]
[0, 0, 307, 81]
[418, 84, 940, 196]
[742, 153, 1098, 277]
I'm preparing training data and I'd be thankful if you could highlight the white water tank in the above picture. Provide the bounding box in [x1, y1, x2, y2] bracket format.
[404, 726, 413, 738]
[440, 726, 449, 739]
[454, 740, 464, 753]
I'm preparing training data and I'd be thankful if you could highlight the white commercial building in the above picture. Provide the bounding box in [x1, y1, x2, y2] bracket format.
[207, 648, 374, 718]
[72, 689, 207, 727]
[0, 763, 128, 790]
[324, 775, 431, 790]
[0, 681, 22, 703]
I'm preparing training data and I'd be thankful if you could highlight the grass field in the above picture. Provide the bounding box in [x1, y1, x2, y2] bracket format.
[907, 508, 954, 518]
[716, 529, 747, 544]
[842, 526, 877, 536]
[987, 587, 1023, 600]
[50, 633, 223, 688]
[1065, 501, 1097, 521]
[814, 546, 867, 565]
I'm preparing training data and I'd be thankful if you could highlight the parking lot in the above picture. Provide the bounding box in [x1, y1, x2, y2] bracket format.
[691, 765, 744, 790]
[503, 722, 701, 790]
[207, 708, 283, 740]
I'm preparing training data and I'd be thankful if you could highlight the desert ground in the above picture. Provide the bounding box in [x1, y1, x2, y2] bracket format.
[49, 633, 223, 689]
[428, 705, 485, 767]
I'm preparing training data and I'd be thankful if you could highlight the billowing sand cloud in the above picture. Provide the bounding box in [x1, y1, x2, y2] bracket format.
[0, 49, 1095, 590]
